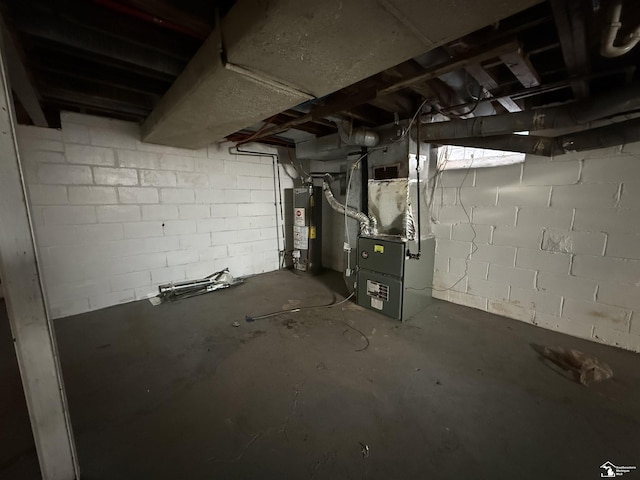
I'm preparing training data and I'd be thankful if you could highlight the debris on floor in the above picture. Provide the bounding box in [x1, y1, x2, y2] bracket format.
[232, 321, 240, 328]
[282, 318, 297, 329]
[537, 346, 613, 386]
[359, 442, 370, 458]
[151, 268, 243, 304]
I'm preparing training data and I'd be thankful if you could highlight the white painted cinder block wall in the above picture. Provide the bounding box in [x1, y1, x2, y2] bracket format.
[431, 143, 640, 352]
[17, 112, 293, 319]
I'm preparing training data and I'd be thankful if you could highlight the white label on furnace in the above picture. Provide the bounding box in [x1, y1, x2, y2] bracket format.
[371, 297, 383, 310]
[293, 225, 308, 249]
[294, 207, 306, 226]
[366, 280, 389, 301]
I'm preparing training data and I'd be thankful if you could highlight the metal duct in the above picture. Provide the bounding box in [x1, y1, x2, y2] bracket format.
[333, 119, 380, 147]
[322, 175, 377, 236]
[434, 116, 640, 156]
[141, 0, 542, 148]
[419, 82, 640, 141]
[433, 134, 555, 156]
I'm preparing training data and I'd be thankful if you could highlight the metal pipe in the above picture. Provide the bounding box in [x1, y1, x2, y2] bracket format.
[601, 1, 640, 58]
[438, 68, 632, 114]
[433, 134, 554, 156]
[322, 174, 377, 235]
[92, 0, 207, 40]
[414, 127, 422, 257]
[554, 116, 640, 154]
[433, 116, 640, 156]
[158, 278, 216, 296]
[419, 82, 640, 140]
[360, 147, 369, 216]
[275, 152, 286, 269]
[231, 145, 286, 266]
[331, 118, 379, 147]
[158, 270, 230, 296]
[271, 155, 282, 265]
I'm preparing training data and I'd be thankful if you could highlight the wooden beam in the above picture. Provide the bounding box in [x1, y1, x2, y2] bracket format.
[500, 50, 541, 88]
[37, 69, 157, 106]
[383, 61, 436, 99]
[43, 100, 145, 123]
[118, 0, 215, 40]
[227, 130, 295, 148]
[550, 0, 590, 98]
[443, 41, 522, 113]
[310, 81, 381, 120]
[14, 14, 185, 76]
[27, 39, 176, 83]
[344, 104, 393, 126]
[465, 63, 522, 112]
[0, 31, 79, 479]
[32, 56, 171, 96]
[528, 42, 561, 56]
[270, 113, 335, 136]
[266, 67, 626, 142]
[0, 17, 47, 126]
[40, 88, 151, 117]
[461, 3, 553, 45]
[57, 0, 201, 61]
[280, 110, 336, 129]
[251, 40, 522, 141]
[378, 39, 522, 96]
[368, 92, 414, 116]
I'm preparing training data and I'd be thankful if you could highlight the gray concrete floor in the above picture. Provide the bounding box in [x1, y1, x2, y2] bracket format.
[0, 300, 40, 479]
[2, 269, 640, 479]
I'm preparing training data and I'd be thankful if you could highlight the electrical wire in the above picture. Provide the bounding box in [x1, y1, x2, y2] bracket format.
[245, 290, 368, 351]
[386, 98, 430, 144]
[422, 152, 478, 293]
[286, 147, 307, 179]
[340, 314, 370, 352]
[405, 145, 480, 293]
[245, 291, 356, 322]
[436, 91, 486, 118]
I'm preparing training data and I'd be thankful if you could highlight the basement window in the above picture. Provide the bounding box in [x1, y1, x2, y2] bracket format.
[437, 145, 525, 170]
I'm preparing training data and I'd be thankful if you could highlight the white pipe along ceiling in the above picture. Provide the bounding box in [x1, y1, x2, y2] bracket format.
[141, 0, 542, 149]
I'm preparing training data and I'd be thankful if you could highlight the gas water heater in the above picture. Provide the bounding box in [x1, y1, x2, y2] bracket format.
[292, 186, 322, 274]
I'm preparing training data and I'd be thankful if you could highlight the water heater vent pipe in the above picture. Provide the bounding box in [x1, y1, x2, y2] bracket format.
[331, 118, 380, 147]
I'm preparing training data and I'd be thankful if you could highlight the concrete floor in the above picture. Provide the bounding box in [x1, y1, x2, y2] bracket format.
[2, 269, 640, 479]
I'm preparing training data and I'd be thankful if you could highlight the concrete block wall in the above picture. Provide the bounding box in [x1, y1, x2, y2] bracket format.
[17, 112, 293, 318]
[431, 144, 640, 352]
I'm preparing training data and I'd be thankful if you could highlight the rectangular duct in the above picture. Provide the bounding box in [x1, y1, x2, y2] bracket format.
[142, 0, 542, 149]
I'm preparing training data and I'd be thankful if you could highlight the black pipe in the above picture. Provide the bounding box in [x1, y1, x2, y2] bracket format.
[275, 152, 286, 269]
[432, 116, 640, 157]
[360, 147, 369, 216]
[414, 126, 422, 257]
[420, 82, 640, 141]
[231, 145, 286, 267]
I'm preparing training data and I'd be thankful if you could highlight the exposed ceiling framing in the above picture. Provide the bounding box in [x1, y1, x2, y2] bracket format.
[1, 0, 639, 153]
